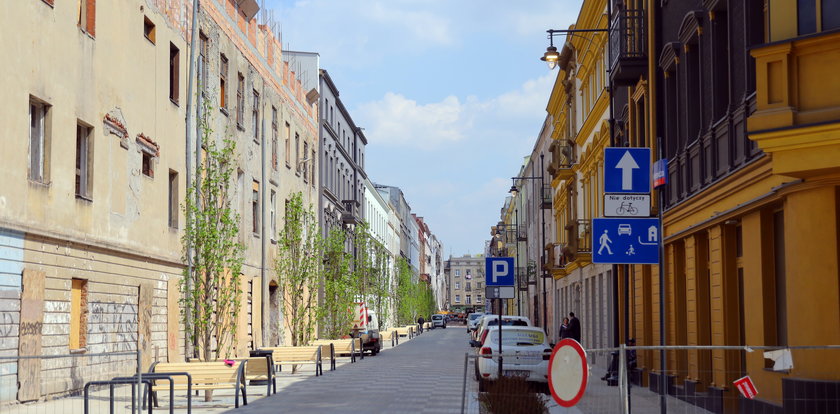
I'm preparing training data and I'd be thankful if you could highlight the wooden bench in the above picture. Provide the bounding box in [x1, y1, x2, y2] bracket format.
[395, 325, 415, 339]
[379, 328, 399, 346]
[311, 339, 362, 363]
[261, 345, 333, 376]
[149, 361, 248, 408]
[238, 356, 276, 395]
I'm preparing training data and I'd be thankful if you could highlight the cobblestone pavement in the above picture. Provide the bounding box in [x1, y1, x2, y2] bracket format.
[229, 325, 470, 414]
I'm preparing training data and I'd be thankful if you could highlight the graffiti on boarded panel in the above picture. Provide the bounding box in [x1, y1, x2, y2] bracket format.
[88, 302, 138, 352]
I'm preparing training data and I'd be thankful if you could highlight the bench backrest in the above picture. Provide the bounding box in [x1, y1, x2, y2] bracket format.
[151, 361, 242, 385]
[311, 338, 361, 353]
[261, 346, 322, 362]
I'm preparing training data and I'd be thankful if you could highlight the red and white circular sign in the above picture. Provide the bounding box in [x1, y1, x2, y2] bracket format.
[547, 338, 588, 407]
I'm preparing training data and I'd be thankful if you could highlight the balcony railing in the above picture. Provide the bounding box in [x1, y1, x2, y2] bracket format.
[562, 219, 592, 255]
[517, 267, 528, 291]
[541, 184, 553, 209]
[548, 139, 575, 180]
[609, 8, 647, 85]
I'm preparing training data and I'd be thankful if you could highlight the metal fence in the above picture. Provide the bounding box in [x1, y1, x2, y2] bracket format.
[461, 345, 840, 414]
[0, 351, 141, 414]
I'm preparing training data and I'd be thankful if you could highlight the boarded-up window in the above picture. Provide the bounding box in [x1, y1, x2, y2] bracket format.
[70, 279, 88, 350]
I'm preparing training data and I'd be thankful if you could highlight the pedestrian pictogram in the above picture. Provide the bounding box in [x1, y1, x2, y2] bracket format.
[733, 375, 758, 399]
[598, 230, 613, 255]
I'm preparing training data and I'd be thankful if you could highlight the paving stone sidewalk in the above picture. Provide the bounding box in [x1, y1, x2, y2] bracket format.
[228, 325, 470, 414]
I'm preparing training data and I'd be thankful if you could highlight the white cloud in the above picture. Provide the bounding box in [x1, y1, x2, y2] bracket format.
[356, 72, 555, 149]
[356, 93, 467, 147]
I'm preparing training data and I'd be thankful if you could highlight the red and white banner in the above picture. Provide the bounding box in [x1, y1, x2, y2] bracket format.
[733, 375, 758, 399]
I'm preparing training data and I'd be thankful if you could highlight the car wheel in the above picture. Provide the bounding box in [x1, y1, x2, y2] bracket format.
[478, 378, 488, 392]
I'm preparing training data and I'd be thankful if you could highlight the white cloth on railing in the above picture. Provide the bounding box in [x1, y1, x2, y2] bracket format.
[763, 349, 793, 371]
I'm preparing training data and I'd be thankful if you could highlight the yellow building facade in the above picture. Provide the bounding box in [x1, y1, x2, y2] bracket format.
[545, 0, 615, 351]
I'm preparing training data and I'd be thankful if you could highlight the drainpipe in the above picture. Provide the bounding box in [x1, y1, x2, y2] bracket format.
[184, 0, 200, 360]
[260, 82, 268, 347]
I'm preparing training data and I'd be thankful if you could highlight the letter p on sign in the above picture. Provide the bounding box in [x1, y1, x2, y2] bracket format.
[493, 261, 508, 283]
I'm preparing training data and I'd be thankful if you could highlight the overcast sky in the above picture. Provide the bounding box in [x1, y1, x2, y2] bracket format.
[266, 0, 583, 256]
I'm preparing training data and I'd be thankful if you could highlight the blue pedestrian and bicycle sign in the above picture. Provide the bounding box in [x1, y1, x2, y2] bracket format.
[604, 148, 651, 194]
[485, 257, 515, 286]
[592, 218, 660, 264]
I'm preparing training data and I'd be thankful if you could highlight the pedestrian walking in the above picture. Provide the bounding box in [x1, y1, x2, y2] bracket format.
[568, 312, 581, 342]
[417, 316, 425, 334]
[559, 317, 571, 339]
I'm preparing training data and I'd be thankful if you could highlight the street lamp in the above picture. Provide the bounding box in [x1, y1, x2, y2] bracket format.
[509, 153, 548, 336]
[540, 34, 560, 70]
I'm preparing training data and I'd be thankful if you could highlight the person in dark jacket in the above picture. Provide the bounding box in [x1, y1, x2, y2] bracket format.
[568, 312, 581, 342]
[559, 317, 571, 339]
[417, 316, 425, 334]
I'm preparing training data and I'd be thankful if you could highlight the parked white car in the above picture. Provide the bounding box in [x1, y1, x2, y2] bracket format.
[471, 315, 532, 346]
[430, 314, 446, 329]
[475, 326, 552, 393]
[466, 312, 485, 333]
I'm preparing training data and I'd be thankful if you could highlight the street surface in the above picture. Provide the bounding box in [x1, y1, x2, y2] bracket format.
[230, 326, 469, 414]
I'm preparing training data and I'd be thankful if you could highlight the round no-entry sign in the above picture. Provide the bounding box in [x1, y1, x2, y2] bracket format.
[547, 338, 588, 407]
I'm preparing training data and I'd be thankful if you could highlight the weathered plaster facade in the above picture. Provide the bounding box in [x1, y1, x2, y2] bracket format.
[0, 0, 317, 402]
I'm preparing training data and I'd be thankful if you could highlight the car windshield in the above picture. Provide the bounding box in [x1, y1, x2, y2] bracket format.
[487, 319, 528, 327]
[432, 315, 443, 320]
[469, 314, 483, 321]
[487, 329, 545, 346]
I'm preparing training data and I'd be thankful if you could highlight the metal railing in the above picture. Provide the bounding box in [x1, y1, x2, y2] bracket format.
[461, 345, 840, 414]
[609, 8, 647, 69]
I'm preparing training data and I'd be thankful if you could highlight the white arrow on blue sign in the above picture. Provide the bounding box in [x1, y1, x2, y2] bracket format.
[592, 218, 660, 264]
[485, 257, 515, 286]
[604, 148, 651, 194]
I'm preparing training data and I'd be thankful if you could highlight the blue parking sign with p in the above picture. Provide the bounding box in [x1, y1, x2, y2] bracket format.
[486, 257, 515, 286]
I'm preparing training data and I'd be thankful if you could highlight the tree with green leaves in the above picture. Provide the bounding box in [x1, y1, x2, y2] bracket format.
[274, 192, 321, 348]
[180, 108, 245, 366]
[395, 257, 420, 325]
[318, 226, 354, 339]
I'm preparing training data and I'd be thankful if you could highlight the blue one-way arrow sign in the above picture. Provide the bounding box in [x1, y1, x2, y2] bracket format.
[604, 148, 651, 194]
